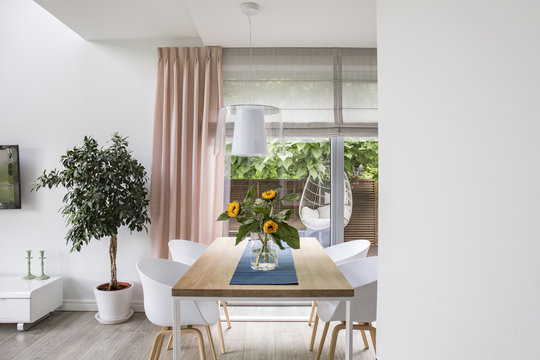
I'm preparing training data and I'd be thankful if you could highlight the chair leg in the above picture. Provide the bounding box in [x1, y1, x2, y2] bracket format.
[205, 326, 218, 360]
[216, 315, 226, 354]
[369, 323, 377, 353]
[221, 301, 232, 329]
[166, 334, 173, 351]
[308, 301, 317, 326]
[184, 327, 206, 360]
[315, 322, 330, 360]
[149, 330, 168, 360]
[360, 328, 369, 349]
[328, 323, 346, 360]
[309, 314, 319, 350]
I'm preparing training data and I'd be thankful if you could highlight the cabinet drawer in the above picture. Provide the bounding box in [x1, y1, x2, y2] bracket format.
[0, 298, 30, 322]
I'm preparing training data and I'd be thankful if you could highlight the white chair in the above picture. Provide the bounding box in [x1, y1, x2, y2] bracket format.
[137, 258, 225, 360]
[168, 239, 208, 266]
[324, 239, 371, 266]
[169, 239, 232, 331]
[309, 256, 377, 360]
[308, 239, 371, 325]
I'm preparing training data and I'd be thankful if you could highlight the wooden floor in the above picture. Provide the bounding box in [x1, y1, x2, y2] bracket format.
[0, 306, 377, 360]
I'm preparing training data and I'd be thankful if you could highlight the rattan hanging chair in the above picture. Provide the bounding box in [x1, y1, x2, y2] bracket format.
[299, 169, 353, 231]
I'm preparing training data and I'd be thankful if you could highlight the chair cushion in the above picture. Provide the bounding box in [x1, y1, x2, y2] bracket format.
[318, 205, 331, 218]
[301, 206, 320, 219]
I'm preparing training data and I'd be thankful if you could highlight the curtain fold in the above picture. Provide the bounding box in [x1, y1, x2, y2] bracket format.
[151, 47, 224, 258]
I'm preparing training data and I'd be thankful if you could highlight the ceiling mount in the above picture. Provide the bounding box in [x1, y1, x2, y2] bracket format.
[241, 2, 260, 17]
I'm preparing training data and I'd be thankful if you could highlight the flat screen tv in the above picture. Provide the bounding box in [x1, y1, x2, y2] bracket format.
[0, 145, 21, 209]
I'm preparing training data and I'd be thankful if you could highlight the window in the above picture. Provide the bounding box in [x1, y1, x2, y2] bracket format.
[222, 48, 378, 246]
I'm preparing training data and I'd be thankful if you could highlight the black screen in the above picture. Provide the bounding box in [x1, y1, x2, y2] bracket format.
[0, 145, 21, 209]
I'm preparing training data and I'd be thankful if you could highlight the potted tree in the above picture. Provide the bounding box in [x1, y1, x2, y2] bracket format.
[32, 133, 150, 324]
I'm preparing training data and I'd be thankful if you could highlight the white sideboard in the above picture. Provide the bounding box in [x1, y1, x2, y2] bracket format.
[0, 276, 63, 330]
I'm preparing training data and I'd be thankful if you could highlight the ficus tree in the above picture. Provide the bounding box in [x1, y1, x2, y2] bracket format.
[32, 134, 150, 291]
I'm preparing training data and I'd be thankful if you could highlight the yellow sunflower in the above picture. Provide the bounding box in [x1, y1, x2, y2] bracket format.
[226, 201, 240, 217]
[262, 190, 276, 200]
[263, 220, 278, 234]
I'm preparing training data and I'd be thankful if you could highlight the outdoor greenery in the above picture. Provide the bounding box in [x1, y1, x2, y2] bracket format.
[230, 140, 378, 181]
[32, 134, 150, 291]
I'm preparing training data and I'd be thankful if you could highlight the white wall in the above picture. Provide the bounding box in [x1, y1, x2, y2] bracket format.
[0, 0, 202, 309]
[377, 1, 540, 359]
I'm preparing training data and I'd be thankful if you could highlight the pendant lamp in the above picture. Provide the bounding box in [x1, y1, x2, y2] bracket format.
[214, 2, 283, 157]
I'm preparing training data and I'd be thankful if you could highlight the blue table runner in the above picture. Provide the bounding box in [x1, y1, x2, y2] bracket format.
[229, 242, 299, 285]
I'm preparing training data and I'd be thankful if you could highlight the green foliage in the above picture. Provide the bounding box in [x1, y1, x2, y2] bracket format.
[217, 185, 300, 250]
[32, 134, 150, 289]
[33, 134, 150, 251]
[230, 140, 378, 181]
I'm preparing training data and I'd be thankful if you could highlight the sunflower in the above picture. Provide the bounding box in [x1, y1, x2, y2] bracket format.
[226, 201, 240, 217]
[262, 190, 276, 200]
[263, 220, 278, 234]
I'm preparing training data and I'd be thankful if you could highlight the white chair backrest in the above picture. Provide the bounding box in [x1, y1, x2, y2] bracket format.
[168, 239, 208, 266]
[341, 256, 377, 322]
[136, 258, 218, 327]
[318, 256, 377, 323]
[324, 239, 371, 266]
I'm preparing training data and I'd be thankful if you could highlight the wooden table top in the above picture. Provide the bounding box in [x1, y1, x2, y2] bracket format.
[172, 237, 354, 298]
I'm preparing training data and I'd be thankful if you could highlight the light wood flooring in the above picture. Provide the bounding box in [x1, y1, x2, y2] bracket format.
[0, 306, 377, 360]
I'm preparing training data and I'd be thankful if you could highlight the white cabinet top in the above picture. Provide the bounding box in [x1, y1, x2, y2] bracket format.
[0, 276, 62, 298]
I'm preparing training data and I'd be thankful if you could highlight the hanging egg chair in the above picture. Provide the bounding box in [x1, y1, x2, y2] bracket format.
[299, 167, 353, 231]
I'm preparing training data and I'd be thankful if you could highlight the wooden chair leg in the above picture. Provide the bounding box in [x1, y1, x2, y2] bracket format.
[309, 314, 319, 350]
[149, 330, 168, 360]
[308, 301, 317, 326]
[369, 323, 377, 353]
[315, 322, 330, 360]
[166, 334, 173, 351]
[360, 329, 369, 349]
[184, 327, 206, 360]
[221, 301, 232, 329]
[328, 323, 346, 360]
[216, 316, 226, 354]
[205, 326, 218, 360]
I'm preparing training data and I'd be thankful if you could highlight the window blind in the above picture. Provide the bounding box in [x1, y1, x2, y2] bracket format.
[222, 48, 378, 138]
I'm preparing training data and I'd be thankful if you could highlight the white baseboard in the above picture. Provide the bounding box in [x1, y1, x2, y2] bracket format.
[58, 299, 145, 313]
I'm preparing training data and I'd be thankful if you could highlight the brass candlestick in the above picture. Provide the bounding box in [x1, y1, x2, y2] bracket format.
[38, 250, 50, 280]
[23, 250, 36, 280]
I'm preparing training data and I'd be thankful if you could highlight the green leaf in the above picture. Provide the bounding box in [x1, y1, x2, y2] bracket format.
[244, 184, 256, 203]
[274, 222, 300, 249]
[254, 198, 266, 207]
[217, 212, 230, 221]
[280, 193, 299, 202]
[269, 234, 286, 250]
[273, 209, 293, 222]
[236, 221, 261, 245]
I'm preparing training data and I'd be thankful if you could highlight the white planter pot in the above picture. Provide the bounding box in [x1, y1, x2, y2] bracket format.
[93, 281, 134, 324]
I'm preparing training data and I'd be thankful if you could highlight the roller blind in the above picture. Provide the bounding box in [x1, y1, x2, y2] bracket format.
[222, 48, 378, 138]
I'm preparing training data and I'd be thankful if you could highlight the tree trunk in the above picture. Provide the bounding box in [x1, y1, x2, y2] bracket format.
[108, 234, 118, 291]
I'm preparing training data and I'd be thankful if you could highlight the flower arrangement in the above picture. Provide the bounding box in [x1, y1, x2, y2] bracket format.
[217, 185, 300, 266]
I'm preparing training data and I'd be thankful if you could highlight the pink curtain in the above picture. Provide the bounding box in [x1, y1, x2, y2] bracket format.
[150, 47, 224, 258]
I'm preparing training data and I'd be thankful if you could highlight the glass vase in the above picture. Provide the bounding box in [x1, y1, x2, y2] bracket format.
[250, 233, 279, 271]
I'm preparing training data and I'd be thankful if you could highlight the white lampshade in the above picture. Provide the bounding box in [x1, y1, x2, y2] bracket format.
[231, 107, 268, 156]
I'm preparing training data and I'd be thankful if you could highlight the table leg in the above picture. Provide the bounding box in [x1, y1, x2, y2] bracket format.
[345, 300, 353, 360]
[173, 298, 182, 360]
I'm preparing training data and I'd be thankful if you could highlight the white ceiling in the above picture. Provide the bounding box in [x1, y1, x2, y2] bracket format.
[34, 0, 377, 47]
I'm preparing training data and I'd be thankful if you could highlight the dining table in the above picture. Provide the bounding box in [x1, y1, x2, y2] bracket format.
[171, 236, 355, 359]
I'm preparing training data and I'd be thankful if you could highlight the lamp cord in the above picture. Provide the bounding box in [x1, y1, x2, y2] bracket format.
[248, 14, 253, 104]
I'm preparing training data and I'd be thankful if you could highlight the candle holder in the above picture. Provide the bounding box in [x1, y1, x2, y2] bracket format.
[38, 250, 50, 280]
[23, 250, 36, 280]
